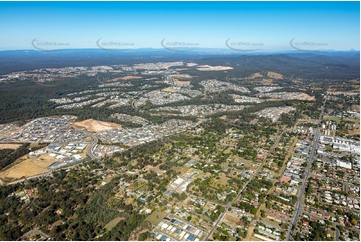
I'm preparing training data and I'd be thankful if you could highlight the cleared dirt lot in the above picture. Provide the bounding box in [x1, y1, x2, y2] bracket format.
[72, 119, 120, 133]
[169, 74, 193, 79]
[0, 154, 56, 179]
[261, 79, 275, 85]
[197, 65, 233, 71]
[162, 87, 178, 93]
[249, 72, 263, 78]
[174, 81, 191, 87]
[267, 71, 284, 79]
[0, 144, 21, 150]
[298, 92, 316, 101]
[351, 104, 360, 112]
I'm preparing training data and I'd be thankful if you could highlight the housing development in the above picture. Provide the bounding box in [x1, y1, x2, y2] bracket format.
[0, 55, 359, 242]
[2, 0, 361, 240]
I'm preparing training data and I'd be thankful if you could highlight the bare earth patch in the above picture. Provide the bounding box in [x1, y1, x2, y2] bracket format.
[249, 72, 263, 79]
[298, 92, 316, 101]
[267, 71, 284, 79]
[351, 105, 360, 112]
[0, 144, 21, 150]
[349, 128, 360, 136]
[261, 79, 275, 85]
[104, 216, 125, 230]
[72, 119, 120, 133]
[169, 74, 193, 79]
[197, 65, 233, 71]
[162, 87, 178, 93]
[0, 154, 56, 179]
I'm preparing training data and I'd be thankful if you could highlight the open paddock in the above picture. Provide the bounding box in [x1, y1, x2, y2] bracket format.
[0, 154, 56, 179]
[0, 144, 22, 150]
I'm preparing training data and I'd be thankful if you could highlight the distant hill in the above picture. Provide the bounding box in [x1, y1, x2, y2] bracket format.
[0, 49, 359, 80]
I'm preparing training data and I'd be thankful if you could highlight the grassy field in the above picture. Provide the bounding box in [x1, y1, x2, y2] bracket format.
[210, 173, 229, 187]
[0, 154, 55, 179]
[324, 115, 359, 124]
[104, 216, 125, 231]
[232, 155, 252, 168]
[162, 87, 177, 93]
[223, 212, 240, 226]
[144, 211, 168, 226]
[277, 137, 298, 177]
[173, 166, 191, 174]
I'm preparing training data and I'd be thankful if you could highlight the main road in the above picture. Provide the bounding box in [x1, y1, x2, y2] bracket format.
[285, 98, 326, 240]
[87, 134, 99, 161]
[285, 127, 320, 240]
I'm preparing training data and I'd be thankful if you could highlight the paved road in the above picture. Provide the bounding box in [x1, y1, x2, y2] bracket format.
[335, 227, 340, 241]
[21, 228, 50, 240]
[5, 121, 203, 187]
[286, 99, 326, 240]
[6, 172, 52, 186]
[204, 130, 285, 240]
[131, 90, 146, 111]
[286, 129, 321, 239]
[286, 127, 320, 240]
[87, 134, 99, 161]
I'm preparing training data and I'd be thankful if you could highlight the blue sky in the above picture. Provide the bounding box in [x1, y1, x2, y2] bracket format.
[0, 1, 359, 51]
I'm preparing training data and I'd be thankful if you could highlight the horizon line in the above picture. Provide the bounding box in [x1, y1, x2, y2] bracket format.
[0, 47, 359, 53]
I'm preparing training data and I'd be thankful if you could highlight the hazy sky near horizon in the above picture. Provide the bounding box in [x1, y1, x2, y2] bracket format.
[0, 1, 359, 51]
